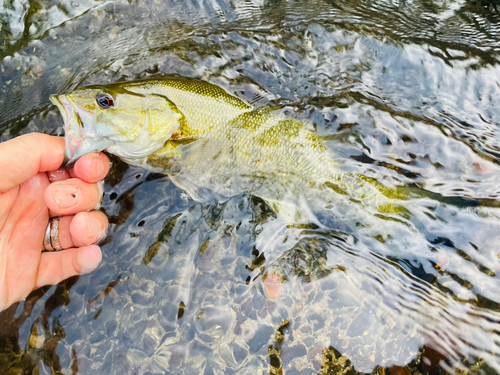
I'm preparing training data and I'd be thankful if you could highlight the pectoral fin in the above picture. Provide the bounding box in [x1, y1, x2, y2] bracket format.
[169, 174, 210, 202]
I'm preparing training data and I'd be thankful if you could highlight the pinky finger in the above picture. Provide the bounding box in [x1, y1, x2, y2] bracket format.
[46, 168, 71, 183]
[35, 245, 102, 289]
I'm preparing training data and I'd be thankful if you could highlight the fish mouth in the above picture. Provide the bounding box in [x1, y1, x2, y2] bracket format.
[50, 94, 86, 165]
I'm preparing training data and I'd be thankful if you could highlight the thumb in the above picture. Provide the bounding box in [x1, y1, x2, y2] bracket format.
[0, 133, 65, 193]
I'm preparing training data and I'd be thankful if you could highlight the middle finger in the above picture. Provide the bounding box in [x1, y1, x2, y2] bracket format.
[45, 178, 102, 216]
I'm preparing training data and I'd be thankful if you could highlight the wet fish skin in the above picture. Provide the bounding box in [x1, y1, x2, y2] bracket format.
[50, 78, 397, 209]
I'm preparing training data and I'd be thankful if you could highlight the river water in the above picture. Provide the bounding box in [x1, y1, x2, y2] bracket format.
[2, 0, 500, 374]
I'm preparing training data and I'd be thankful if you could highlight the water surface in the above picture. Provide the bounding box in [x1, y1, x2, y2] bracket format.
[2, 0, 500, 374]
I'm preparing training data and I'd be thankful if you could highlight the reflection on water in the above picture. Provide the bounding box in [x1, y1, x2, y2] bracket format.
[2, 0, 500, 373]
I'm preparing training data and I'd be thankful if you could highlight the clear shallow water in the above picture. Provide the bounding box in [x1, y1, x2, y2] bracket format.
[2, 0, 500, 374]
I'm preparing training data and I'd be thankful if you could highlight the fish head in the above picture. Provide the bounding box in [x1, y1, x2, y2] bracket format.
[50, 84, 182, 165]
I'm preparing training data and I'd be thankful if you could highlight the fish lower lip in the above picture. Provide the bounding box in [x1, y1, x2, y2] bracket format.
[66, 135, 82, 159]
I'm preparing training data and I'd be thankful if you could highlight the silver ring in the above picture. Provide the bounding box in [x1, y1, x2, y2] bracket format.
[44, 220, 53, 251]
[43, 217, 63, 251]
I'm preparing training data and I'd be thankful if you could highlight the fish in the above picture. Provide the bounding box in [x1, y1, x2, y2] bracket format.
[50, 77, 402, 211]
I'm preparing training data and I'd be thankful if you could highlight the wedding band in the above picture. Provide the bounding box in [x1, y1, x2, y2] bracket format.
[44, 217, 63, 251]
[51, 217, 62, 251]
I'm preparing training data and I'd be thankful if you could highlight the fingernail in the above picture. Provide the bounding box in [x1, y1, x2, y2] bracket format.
[94, 181, 104, 210]
[85, 214, 104, 239]
[52, 184, 79, 209]
[77, 245, 102, 274]
[91, 157, 105, 180]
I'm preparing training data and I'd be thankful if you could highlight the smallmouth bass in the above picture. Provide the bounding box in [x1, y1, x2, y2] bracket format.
[50, 78, 400, 210]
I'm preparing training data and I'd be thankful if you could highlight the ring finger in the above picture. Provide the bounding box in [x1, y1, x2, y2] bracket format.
[54, 211, 108, 249]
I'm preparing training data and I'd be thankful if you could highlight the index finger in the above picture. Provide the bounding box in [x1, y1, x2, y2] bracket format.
[0, 133, 65, 193]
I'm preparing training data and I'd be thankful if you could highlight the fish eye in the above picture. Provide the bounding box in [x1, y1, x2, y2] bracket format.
[96, 93, 114, 109]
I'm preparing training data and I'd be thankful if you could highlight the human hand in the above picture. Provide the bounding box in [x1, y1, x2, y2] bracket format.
[0, 133, 110, 312]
